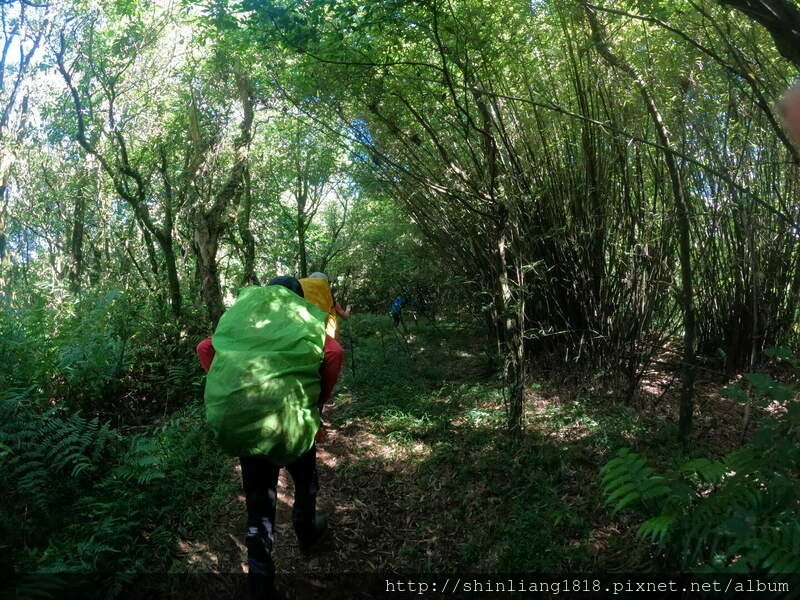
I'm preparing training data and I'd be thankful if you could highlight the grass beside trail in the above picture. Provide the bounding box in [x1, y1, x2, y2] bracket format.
[5, 312, 736, 600]
[172, 313, 705, 586]
[326, 314, 681, 572]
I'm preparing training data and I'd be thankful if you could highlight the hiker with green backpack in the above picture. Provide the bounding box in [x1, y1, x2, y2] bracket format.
[196, 276, 344, 599]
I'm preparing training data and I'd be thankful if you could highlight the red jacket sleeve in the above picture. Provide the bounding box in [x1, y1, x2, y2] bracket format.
[319, 335, 344, 407]
[196, 336, 215, 373]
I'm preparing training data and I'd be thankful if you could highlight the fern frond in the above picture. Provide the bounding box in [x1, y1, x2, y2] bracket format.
[601, 449, 670, 515]
[638, 515, 675, 545]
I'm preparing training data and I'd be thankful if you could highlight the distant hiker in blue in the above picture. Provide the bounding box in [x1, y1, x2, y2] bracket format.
[390, 295, 405, 327]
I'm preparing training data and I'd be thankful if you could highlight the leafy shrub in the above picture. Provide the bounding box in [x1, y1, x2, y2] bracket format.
[1, 390, 234, 578]
[1, 287, 203, 421]
[53, 290, 128, 412]
[0, 390, 122, 573]
[602, 366, 800, 572]
[0, 274, 232, 597]
[0, 291, 59, 393]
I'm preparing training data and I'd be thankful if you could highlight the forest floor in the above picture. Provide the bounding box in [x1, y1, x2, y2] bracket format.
[176, 316, 751, 597]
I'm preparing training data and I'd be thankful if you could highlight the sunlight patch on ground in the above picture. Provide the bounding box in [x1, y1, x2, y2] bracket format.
[587, 524, 621, 555]
[406, 441, 430, 458]
[525, 390, 599, 442]
[641, 381, 664, 396]
[317, 448, 339, 468]
[333, 413, 434, 462]
[177, 540, 221, 568]
[373, 429, 431, 461]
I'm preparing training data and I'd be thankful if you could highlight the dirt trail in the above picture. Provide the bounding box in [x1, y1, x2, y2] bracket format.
[201, 400, 404, 577]
[183, 357, 748, 583]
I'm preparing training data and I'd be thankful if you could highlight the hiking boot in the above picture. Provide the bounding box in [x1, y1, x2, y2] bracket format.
[245, 523, 273, 561]
[247, 557, 276, 600]
[296, 514, 329, 555]
[245, 523, 275, 599]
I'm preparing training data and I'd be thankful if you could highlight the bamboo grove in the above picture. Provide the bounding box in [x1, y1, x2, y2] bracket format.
[2, 0, 800, 448]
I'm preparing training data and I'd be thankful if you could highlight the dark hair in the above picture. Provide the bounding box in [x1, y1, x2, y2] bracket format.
[267, 275, 304, 298]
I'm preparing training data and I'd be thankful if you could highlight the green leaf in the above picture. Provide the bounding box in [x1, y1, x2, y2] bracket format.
[613, 491, 643, 515]
[745, 373, 775, 396]
[721, 385, 748, 403]
[637, 515, 675, 543]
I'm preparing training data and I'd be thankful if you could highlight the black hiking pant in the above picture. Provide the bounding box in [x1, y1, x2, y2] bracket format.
[239, 445, 318, 598]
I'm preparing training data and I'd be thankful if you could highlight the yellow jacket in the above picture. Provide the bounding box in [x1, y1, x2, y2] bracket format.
[299, 277, 339, 339]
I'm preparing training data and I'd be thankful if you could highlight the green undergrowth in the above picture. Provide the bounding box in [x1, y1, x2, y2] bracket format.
[2, 398, 237, 577]
[3, 398, 239, 599]
[602, 358, 800, 574]
[1, 292, 237, 597]
[331, 314, 676, 572]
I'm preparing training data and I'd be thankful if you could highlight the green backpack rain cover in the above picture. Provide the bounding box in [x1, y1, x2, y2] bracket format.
[204, 285, 327, 463]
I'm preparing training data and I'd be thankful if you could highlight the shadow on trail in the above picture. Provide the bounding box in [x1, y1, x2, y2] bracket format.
[260, 317, 679, 595]
[154, 316, 682, 599]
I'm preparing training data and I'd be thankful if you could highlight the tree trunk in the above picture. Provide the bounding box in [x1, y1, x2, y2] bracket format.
[68, 190, 86, 294]
[0, 182, 7, 265]
[0, 181, 7, 290]
[586, 6, 697, 448]
[298, 228, 308, 278]
[161, 237, 182, 321]
[194, 212, 225, 328]
[718, 0, 800, 69]
[190, 72, 254, 325]
[296, 184, 309, 278]
[57, 34, 183, 320]
[238, 165, 259, 286]
[495, 217, 525, 434]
